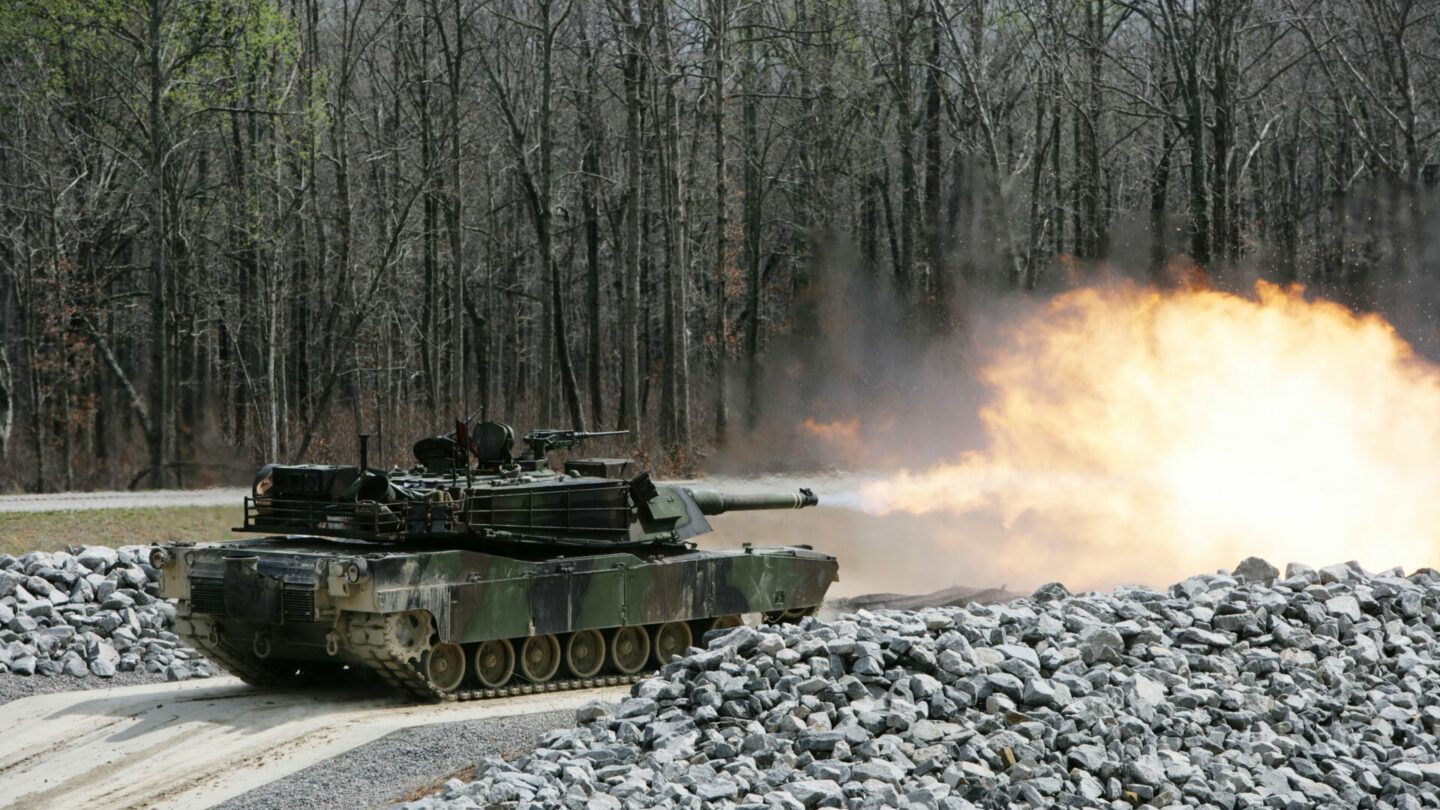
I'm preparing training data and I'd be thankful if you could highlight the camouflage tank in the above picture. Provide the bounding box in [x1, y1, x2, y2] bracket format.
[149, 421, 837, 701]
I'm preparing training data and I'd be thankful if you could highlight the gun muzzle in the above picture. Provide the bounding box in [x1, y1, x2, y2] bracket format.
[689, 488, 819, 515]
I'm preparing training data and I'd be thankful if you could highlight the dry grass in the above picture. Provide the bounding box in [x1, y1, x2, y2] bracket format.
[0, 505, 240, 557]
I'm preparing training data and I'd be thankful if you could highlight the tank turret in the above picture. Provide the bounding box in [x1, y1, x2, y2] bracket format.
[237, 422, 820, 549]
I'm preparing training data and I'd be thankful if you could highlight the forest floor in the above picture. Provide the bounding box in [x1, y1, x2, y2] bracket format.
[0, 505, 237, 556]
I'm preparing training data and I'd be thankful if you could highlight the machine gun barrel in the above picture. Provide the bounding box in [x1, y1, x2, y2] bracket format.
[522, 428, 630, 456]
[687, 488, 819, 515]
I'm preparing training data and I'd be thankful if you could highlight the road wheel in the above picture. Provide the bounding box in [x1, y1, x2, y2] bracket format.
[566, 630, 606, 678]
[707, 615, 743, 632]
[762, 608, 810, 625]
[518, 634, 561, 683]
[472, 639, 515, 689]
[425, 642, 466, 692]
[608, 626, 650, 674]
[651, 621, 693, 667]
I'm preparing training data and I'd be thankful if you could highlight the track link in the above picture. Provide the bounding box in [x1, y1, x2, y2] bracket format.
[343, 613, 644, 702]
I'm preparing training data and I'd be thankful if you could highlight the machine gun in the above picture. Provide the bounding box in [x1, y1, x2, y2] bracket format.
[522, 429, 629, 458]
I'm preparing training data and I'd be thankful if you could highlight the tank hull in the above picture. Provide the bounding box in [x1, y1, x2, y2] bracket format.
[156, 536, 837, 700]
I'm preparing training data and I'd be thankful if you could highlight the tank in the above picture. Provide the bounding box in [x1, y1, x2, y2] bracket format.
[149, 421, 837, 701]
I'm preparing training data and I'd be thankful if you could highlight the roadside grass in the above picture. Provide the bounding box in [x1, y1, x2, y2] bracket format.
[0, 505, 241, 557]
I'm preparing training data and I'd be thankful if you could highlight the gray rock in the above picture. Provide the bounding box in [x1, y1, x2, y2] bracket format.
[784, 779, 843, 807]
[1021, 678, 1066, 708]
[909, 719, 962, 744]
[994, 644, 1039, 671]
[0, 573, 19, 600]
[9, 655, 35, 675]
[851, 760, 905, 783]
[77, 547, 119, 573]
[704, 781, 744, 802]
[89, 644, 120, 677]
[1324, 595, 1361, 622]
[1067, 744, 1107, 772]
[1078, 626, 1124, 664]
[8, 615, 37, 635]
[89, 655, 118, 678]
[614, 698, 656, 720]
[1233, 557, 1279, 584]
[60, 651, 88, 677]
[575, 701, 611, 723]
[1032, 582, 1071, 602]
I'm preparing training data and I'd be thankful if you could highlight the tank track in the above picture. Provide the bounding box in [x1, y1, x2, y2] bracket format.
[342, 614, 644, 702]
[176, 610, 642, 701]
[177, 608, 812, 703]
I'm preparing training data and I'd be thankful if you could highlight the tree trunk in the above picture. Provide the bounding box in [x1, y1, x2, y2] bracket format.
[619, 0, 644, 437]
[1150, 124, 1175, 276]
[742, 3, 762, 433]
[577, 1, 605, 427]
[921, 5, 944, 298]
[146, 0, 171, 489]
[710, 0, 729, 447]
[444, 0, 466, 417]
[0, 344, 11, 462]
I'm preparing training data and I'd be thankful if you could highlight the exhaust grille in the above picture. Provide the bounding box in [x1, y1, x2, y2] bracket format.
[282, 585, 318, 622]
[190, 577, 225, 615]
[191, 575, 317, 623]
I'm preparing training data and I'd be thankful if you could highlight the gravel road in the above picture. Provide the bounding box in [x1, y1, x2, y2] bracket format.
[214, 709, 580, 810]
[0, 488, 247, 513]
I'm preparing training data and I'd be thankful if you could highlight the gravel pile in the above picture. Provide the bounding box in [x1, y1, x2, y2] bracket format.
[403, 557, 1440, 809]
[0, 546, 213, 682]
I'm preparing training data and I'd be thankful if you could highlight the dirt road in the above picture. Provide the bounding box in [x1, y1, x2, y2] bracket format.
[0, 489, 247, 513]
[0, 677, 625, 810]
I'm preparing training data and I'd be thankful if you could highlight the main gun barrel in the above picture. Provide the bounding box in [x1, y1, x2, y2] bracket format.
[688, 488, 819, 515]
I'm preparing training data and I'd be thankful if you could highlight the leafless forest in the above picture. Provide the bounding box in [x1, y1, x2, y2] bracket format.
[1, 0, 1437, 491]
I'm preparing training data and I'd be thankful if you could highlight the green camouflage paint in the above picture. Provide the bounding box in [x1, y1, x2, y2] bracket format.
[152, 422, 837, 699]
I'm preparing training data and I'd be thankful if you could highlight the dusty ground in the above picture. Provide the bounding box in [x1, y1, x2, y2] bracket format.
[0, 676, 627, 810]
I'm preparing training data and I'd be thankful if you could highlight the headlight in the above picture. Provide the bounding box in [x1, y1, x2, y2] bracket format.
[149, 547, 173, 568]
[253, 464, 278, 497]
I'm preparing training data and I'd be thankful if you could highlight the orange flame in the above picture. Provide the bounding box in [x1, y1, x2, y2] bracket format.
[858, 281, 1440, 581]
[800, 417, 862, 443]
